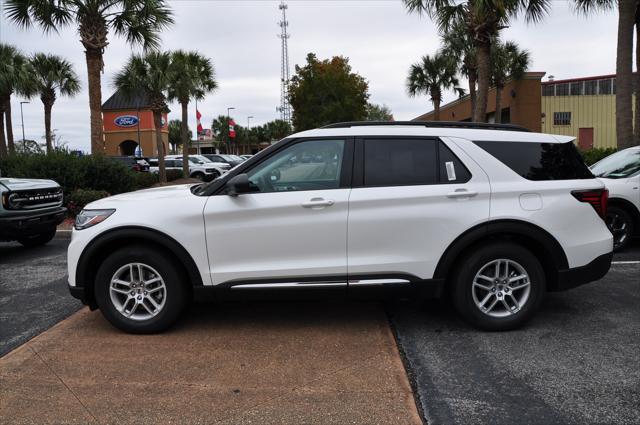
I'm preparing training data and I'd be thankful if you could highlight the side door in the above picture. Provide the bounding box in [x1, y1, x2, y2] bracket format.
[203, 138, 353, 287]
[347, 136, 490, 284]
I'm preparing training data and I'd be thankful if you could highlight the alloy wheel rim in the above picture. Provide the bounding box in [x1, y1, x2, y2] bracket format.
[109, 263, 167, 321]
[472, 259, 531, 318]
[606, 212, 628, 249]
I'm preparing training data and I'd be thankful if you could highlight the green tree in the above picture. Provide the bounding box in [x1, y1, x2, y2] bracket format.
[168, 119, 192, 154]
[403, 0, 550, 122]
[211, 115, 232, 153]
[0, 43, 31, 156]
[407, 52, 465, 121]
[114, 52, 173, 183]
[6, 0, 173, 154]
[440, 19, 478, 115]
[288, 53, 369, 130]
[264, 119, 293, 141]
[491, 41, 529, 123]
[168, 50, 217, 176]
[366, 103, 394, 121]
[26, 54, 81, 153]
[574, 0, 635, 148]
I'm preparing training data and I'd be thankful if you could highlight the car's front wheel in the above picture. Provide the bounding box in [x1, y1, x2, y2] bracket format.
[452, 242, 545, 331]
[95, 245, 188, 333]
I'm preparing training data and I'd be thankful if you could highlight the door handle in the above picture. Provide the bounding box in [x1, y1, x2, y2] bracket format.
[447, 189, 478, 199]
[302, 198, 335, 208]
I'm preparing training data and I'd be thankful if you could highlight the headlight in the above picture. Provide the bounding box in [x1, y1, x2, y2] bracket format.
[75, 209, 115, 230]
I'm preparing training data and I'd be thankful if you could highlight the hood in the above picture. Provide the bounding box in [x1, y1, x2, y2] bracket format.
[86, 183, 198, 209]
[0, 177, 60, 192]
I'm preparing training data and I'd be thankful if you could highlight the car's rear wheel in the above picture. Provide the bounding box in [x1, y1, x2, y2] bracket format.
[452, 242, 545, 331]
[95, 245, 188, 333]
[606, 206, 634, 251]
[17, 226, 56, 247]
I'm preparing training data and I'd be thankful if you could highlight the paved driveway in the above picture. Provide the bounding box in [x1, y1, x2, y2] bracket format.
[389, 257, 640, 425]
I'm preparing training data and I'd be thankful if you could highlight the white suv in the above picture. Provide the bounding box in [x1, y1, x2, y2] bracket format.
[149, 156, 228, 181]
[67, 122, 613, 333]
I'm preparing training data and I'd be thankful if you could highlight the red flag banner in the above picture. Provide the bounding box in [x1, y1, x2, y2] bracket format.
[229, 119, 236, 139]
[196, 110, 203, 134]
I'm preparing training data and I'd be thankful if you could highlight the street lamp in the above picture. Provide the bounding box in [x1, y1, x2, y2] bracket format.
[246, 116, 254, 155]
[20, 101, 29, 145]
[226, 107, 235, 154]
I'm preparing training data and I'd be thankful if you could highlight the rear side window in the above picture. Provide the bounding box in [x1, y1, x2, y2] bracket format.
[474, 141, 594, 180]
[364, 139, 438, 186]
[439, 142, 471, 183]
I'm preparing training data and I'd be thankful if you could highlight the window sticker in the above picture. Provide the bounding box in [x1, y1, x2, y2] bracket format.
[445, 161, 456, 181]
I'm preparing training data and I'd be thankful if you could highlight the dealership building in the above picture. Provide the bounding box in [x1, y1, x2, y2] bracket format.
[413, 72, 621, 149]
[102, 90, 169, 156]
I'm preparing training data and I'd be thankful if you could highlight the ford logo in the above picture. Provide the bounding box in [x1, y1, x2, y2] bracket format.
[114, 115, 139, 127]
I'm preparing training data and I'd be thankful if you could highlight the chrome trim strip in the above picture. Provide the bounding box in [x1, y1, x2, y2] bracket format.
[231, 281, 347, 290]
[347, 279, 411, 286]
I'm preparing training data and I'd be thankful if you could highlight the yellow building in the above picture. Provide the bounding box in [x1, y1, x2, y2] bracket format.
[541, 74, 618, 149]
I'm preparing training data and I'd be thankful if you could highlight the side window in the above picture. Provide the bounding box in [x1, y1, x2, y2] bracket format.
[165, 160, 174, 167]
[246, 139, 345, 193]
[439, 142, 471, 183]
[363, 139, 437, 187]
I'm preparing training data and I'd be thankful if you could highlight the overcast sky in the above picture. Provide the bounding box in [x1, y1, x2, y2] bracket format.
[0, 0, 617, 152]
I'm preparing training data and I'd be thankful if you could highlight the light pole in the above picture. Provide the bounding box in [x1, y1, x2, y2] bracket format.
[20, 101, 29, 146]
[246, 116, 253, 155]
[226, 107, 235, 154]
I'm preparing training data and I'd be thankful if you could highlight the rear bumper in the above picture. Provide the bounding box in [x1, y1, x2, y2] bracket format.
[0, 207, 66, 238]
[555, 252, 613, 291]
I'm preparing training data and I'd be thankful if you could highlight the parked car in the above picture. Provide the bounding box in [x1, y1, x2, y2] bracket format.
[1, 177, 66, 247]
[202, 154, 244, 168]
[68, 121, 613, 334]
[590, 146, 640, 250]
[110, 156, 150, 172]
[148, 157, 226, 181]
[165, 154, 230, 173]
[240, 155, 253, 160]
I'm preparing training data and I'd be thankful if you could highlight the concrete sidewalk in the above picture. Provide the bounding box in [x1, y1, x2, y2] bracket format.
[0, 301, 421, 424]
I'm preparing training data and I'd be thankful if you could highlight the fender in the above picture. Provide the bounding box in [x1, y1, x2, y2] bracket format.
[75, 226, 204, 304]
[433, 219, 569, 281]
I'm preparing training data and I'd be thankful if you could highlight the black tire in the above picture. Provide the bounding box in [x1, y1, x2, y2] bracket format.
[17, 226, 56, 247]
[94, 245, 188, 333]
[451, 242, 546, 331]
[192, 172, 205, 181]
[606, 205, 634, 252]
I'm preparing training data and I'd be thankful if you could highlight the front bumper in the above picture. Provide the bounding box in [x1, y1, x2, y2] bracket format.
[0, 207, 66, 239]
[555, 252, 613, 291]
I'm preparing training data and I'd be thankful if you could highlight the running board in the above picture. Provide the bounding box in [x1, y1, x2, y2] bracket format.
[230, 278, 410, 290]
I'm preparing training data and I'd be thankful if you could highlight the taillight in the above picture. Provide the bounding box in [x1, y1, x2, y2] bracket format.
[132, 164, 141, 171]
[572, 188, 608, 219]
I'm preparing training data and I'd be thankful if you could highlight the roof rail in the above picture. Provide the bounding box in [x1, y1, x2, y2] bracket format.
[321, 121, 531, 132]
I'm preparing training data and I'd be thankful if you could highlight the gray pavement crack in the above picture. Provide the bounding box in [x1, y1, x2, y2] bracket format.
[29, 345, 101, 425]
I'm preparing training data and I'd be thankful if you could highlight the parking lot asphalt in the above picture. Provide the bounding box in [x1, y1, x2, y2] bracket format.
[388, 258, 640, 425]
[0, 238, 83, 356]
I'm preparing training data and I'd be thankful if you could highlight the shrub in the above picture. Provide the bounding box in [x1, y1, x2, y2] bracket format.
[132, 171, 159, 190]
[66, 188, 110, 216]
[166, 169, 184, 182]
[580, 148, 617, 166]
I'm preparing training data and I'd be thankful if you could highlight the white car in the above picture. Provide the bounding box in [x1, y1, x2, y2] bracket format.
[149, 156, 227, 181]
[67, 121, 613, 333]
[165, 154, 230, 174]
[591, 146, 640, 250]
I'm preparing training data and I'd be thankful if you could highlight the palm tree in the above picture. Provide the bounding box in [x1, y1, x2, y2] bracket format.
[0, 43, 31, 156]
[574, 0, 635, 149]
[407, 52, 465, 121]
[6, 0, 173, 154]
[441, 19, 478, 115]
[491, 41, 530, 124]
[114, 52, 173, 183]
[168, 51, 217, 177]
[403, 0, 550, 123]
[26, 54, 81, 153]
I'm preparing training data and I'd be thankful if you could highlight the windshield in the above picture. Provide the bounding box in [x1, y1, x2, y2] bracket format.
[188, 157, 205, 164]
[591, 149, 640, 178]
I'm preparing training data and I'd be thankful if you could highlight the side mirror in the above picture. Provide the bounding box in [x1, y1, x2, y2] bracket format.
[226, 173, 251, 197]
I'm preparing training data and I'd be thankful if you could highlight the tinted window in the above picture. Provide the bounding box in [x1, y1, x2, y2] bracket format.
[474, 141, 594, 181]
[364, 139, 437, 186]
[247, 139, 345, 193]
[439, 142, 471, 183]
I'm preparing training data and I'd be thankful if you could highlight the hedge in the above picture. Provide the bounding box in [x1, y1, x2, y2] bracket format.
[66, 188, 111, 216]
[579, 148, 617, 166]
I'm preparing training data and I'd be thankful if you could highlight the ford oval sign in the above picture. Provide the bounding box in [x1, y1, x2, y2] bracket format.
[114, 115, 139, 127]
